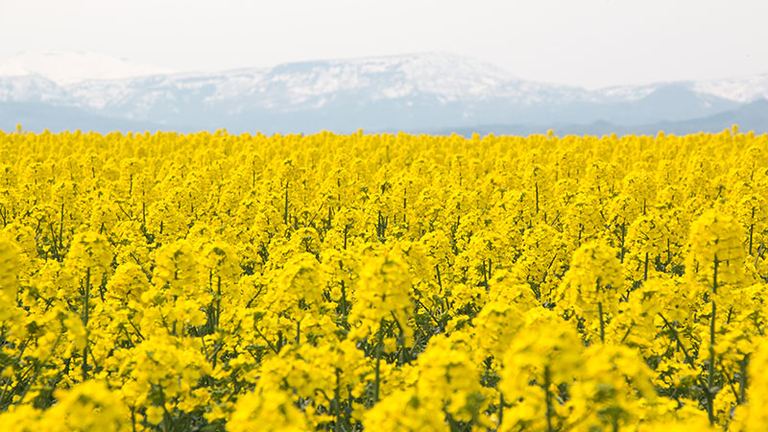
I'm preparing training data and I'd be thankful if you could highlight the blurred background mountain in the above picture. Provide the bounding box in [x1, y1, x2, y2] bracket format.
[1, 51, 767, 135]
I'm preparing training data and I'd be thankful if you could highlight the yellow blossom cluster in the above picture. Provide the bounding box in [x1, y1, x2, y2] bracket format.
[1, 127, 767, 431]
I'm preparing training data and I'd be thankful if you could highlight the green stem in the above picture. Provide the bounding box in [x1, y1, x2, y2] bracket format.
[131, 406, 137, 432]
[296, 320, 301, 345]
[706, 299, 716, 425]
[214, 275, 222, 332]
[706, 256, 719, 425]
[598, 301, 605, 343]
[283, 180, 289, 225]
[740, 355, 748, 403]
[544, 365, 554, 432]
[619, 223, 626, 263]
[58, 202, 65, 251]
[643, 252, 649, 281]
[658, 313, 694, 366]
[498, 392, 505, 429]
[749, 208, 755, 255]
[373, 324, 384, 403]
[82, 267, 91, 381]
[334, 368, 342, 432]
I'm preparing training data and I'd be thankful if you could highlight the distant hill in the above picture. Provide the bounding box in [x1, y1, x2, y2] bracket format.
[0, 101, 166, 132]
[1, 51, 767, 134]
[431, 101, 768, 136]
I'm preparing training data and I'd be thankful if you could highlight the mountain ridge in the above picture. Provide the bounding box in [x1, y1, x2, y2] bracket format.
[1, 51, 767, 134]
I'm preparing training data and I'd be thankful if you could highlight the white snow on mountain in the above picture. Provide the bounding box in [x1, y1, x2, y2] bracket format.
[1, 51, 767, 108]
[349, 52, 514, 100]
[197, 53, 521, 106]
[0, 52, 573, 110]
[0, 51, 173, 85]
[0, 75, 67, 103]
[596, 84, 658, 102]
[0, 51, 766, 134]
[693, 74, 768, 103]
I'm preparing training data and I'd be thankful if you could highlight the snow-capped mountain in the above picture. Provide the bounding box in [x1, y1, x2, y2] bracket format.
[64, 52, 588, 110]
[0, 51, 172, 85]
[0, 51, 766, 133]
[0, 75, 66, 103]
[693, 73, 768, 104]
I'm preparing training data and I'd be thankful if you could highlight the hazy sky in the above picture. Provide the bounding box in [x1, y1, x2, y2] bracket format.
[1, 0, 767, 88]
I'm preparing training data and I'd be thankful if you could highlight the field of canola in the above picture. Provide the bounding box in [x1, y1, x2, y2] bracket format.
[1, 128, 768, 431]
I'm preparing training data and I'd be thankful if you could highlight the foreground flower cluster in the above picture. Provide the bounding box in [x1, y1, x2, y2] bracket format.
[1, 128, 767, 431]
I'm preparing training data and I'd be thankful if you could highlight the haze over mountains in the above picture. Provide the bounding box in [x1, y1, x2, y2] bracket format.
[1, 51, 767, 135]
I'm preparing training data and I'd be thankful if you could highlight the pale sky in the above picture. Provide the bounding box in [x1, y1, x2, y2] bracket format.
[1, 0, 767, 88]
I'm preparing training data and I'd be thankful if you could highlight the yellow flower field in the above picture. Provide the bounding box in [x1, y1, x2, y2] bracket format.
[1, 128, 767, 431]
